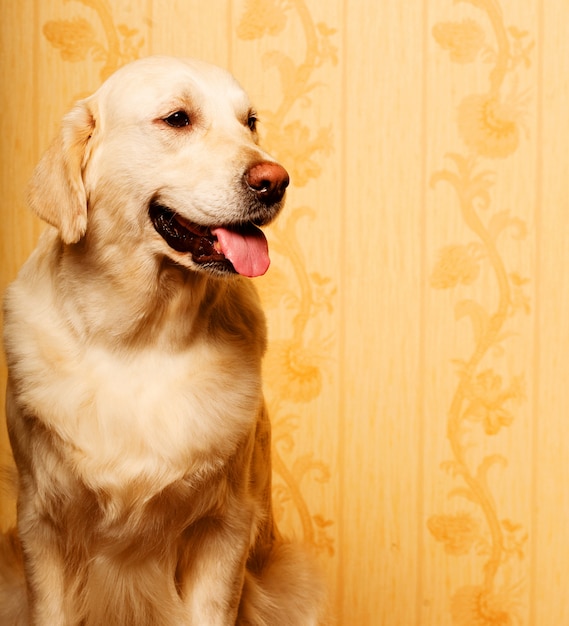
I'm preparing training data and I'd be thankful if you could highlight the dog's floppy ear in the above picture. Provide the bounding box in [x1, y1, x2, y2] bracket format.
[28, 100, 96, 244]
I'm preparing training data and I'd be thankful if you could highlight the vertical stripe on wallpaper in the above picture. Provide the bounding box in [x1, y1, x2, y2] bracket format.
[32, 1, 40, 169]
[416, 0, 430, 624]
[336, 0, 348, 620]
[529, 0, 543, 622]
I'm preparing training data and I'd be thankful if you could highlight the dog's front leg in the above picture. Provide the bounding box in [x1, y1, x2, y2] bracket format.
[7, 393, 68, 625]
[18, 501, 67, 625]
[178, 509, 254, 625]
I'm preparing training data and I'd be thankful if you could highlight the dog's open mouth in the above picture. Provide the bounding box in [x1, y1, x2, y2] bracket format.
[149, 202, 271, 277]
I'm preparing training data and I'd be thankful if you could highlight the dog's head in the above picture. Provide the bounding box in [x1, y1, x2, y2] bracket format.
[28, 56, 289, 278]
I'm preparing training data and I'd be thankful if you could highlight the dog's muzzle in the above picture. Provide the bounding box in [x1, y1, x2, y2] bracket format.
[149, 161, 289, 277]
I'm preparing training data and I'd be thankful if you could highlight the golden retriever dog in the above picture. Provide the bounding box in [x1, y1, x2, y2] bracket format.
[0, 56, 326, 625]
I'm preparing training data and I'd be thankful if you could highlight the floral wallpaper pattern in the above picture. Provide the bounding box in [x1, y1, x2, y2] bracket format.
[427, 1, 533, 624]
[43, 0, 144, 80]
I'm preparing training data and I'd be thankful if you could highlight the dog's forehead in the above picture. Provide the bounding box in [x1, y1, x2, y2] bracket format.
[94, 56, 252, 120]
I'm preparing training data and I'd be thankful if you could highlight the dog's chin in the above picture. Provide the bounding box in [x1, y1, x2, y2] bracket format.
[149, 202, 237, 275]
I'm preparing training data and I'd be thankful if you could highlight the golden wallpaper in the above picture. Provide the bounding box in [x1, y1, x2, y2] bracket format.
[1, 0, 568, 624]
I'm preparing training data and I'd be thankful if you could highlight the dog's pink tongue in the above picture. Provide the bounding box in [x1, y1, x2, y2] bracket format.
[212, 225, 270, 277]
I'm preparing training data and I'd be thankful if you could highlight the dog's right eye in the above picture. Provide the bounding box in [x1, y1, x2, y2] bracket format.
[163, 111, 190, 128]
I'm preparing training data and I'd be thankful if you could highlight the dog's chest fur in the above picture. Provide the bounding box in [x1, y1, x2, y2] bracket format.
[25, 343, 260, 487]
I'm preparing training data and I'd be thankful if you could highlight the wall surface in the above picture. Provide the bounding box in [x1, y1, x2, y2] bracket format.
[1, 1, 568, 624]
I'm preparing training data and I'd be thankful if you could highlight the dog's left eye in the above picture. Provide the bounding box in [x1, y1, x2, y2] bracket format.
[164, 111, 190, 128]
[247, 113, 258, 133]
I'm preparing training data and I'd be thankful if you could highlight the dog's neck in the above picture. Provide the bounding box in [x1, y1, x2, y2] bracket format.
[52, 235, 216, 350]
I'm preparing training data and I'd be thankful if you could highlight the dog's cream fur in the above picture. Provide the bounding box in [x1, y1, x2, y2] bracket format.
[0, 56, 326, 625]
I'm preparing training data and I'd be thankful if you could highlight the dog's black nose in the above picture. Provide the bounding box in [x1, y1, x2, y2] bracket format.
[245, 161, 290, 205]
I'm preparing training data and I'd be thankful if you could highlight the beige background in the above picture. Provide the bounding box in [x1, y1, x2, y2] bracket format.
[1, 0, 568, 624]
